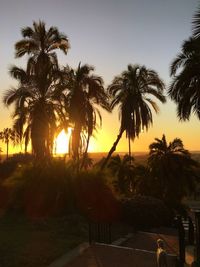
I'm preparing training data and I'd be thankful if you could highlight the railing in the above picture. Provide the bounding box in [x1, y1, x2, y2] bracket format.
[176, 211, 200, 266]
[88, 222, 111, 244]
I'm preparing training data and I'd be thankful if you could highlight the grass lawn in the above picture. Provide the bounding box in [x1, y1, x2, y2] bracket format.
[0, 213, 88, 267]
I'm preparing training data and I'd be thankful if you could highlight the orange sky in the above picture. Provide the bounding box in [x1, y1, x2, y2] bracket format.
[3, 103, 200, 155]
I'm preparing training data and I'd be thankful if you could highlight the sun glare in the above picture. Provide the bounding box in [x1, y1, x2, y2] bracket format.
[54, 128, 98, 155]
[54, 129, 72, 154]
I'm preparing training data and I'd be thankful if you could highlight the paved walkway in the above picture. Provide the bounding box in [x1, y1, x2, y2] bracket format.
[122, 231, 179, 255]
[64, 243, 177, 267]
[57, 230, 179, 267]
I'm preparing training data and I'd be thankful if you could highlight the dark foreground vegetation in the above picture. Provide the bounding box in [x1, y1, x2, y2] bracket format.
[0, 145, 199, 266]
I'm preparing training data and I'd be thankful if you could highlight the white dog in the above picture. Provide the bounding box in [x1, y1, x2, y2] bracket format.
[157, 239, 167, 267]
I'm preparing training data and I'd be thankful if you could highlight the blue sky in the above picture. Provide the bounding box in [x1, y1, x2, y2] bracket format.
[0, 0, 199, 152]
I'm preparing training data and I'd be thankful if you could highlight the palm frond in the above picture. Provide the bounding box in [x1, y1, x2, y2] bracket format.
[15, 39, 38, 57]
[192, 7, 200, 38]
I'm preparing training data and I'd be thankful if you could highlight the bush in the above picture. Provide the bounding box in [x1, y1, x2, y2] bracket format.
[1, 160, 121, 221]
[0, 160, 18, 180]
[0, 153, 34, 180]
[4, 159, 76, 218]
[121, 196, 173, 229]
[75, 170, 121, 223]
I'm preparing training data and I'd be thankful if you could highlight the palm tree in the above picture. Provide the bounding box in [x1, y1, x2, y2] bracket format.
[0, 147, 2, 162]
[64, 64, 110, 165]
[4, 66, 66, 158]
[108, 154, 135, 194]
[80, 153, 93, 170]
[0, 128, 16, 159]
[169, 6, 200, 120]
[148, 134, 198, 204]
[15, 20, 69, 76]
[101, 64, 166, 169]
[4, 21, 70, 158]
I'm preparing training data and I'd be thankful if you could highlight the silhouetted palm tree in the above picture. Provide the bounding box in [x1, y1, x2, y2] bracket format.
[108, 154, 135, 194]
[80, 153, 93, 170]
[4, 66, 66, 158]
[169, 7, 200, 120]
[148, 134, 198, 204]
[64, 64, 110, 165]
[15, 20, 69, 77]
[4, 21, 69, 158]
[101, 64, 166, 169]
[0, 128, 16, 159]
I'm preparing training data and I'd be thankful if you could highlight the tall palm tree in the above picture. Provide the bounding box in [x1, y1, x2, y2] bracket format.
[169, 6, 200, 120]
[148, 134, 198, 204]
[4, 21, 69, 158]
[101, 64, 166, 169]
[4, 66, 66, 158]
[64, 64, 110, 165]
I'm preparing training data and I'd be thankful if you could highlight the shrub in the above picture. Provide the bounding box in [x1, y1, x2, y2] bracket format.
[0, 160, 18, 180]
[4, 159, 76, 218]
[2, 160, 121, 221]
[75, 170, 121, 223]
[0, 153, 34, 180]
[121, 196, 173, 229]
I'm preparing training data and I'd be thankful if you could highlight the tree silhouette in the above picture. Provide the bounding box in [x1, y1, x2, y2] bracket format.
[64, 63, 110, 166]
[102, 64, 166, 169]
[0, 128, 16, 159]
[108, 154, 135, 195]
[148, 134, 198, 205]
[4, 21, 69, 159]
[169, 6, 200, 120]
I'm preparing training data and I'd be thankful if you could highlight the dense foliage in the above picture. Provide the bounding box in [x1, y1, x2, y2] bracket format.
[0, 159, 119, 220]
[121, 196, 173, 229]
[148, 135, 199, 207]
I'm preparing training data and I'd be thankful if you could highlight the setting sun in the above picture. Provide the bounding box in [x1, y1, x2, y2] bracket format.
[54, 129, 72, 154]
[54, 128, 98, 155]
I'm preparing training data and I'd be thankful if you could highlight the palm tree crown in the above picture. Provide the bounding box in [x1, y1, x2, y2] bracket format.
[110, 64, 165, 139]
[149, 134, 188, 157]
[15, 21, 69, 65]
[169, 6, 200, 120]
[108, 154, 135, 194]
[15, 21, 70, 95]
[148, 134, 198, 204]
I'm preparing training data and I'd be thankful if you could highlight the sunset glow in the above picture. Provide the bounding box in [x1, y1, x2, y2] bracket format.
[54, 129, 98, 155]
[54, 129, 72, 154]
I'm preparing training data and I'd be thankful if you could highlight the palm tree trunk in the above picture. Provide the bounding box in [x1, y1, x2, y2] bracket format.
[54, 139, 57, 155]
[128, 135, 132, 193]
[101, 129, 124, 170]
[6, 141, 9, 160]
[128, 135, 131, 158]
[80, 133, 90, 170]
[72, 123, 81, 163]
